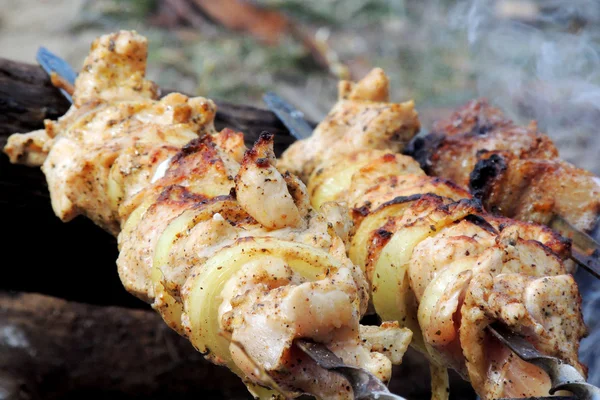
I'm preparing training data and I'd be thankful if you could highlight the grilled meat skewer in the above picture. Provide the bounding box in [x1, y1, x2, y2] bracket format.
[280, 69, 588, 400]
[3, 31, 413, 399]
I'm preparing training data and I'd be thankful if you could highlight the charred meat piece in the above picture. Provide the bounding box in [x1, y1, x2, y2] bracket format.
[408, 99, 600, 232]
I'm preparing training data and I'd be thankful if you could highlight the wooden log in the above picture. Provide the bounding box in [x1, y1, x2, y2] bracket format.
[0, 292, 249, 400]
[0, 58, 71, 136]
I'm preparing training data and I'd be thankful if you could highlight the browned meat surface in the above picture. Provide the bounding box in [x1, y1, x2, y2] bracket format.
[470, 152, 600, 232]
[426, 99, 558, 189]
[279, 68, 421, 182]
[408, 99, 600, 232]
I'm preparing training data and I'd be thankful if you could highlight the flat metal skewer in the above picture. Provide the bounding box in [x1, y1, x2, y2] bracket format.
[36, 47, 77, 103]
[263, 92, 314, 140]
[488, 323, 600, 400]
[296, 339, 407, 400]
[550, 214, 600, 279]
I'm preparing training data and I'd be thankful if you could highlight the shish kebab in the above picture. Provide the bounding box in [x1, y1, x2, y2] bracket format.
[5, 32, 600, 400]
[4, 31, 414, 399]
[32, 41, 413, 400]
[278, 68, 594, 399]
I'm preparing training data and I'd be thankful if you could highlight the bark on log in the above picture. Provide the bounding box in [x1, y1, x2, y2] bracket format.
[0, 293, 468, 400]
[0, 292, 250, 400]
[0, 59, 71, 137]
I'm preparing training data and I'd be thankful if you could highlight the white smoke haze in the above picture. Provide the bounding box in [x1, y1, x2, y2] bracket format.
[450, 0, 600, 174]
[450, 0, 600, 385]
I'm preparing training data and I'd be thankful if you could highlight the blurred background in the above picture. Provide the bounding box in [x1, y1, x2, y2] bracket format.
[3, 0, 600, 173]
[2, 0, 600, 397]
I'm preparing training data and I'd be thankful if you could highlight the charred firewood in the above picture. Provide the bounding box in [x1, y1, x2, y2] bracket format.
[0, 292, 250, 400]
[0, 292, 465, 400]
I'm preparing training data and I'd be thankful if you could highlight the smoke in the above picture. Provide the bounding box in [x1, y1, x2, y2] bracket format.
[575, 269, 600, 385]
[450, 0, 600, 175]
[449, 0, 600, 385]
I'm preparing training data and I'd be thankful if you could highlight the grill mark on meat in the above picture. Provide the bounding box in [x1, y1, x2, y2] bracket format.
[156, 184, 209, 204]
[375, 193, 428, 210]
[464, 214, 499, 235]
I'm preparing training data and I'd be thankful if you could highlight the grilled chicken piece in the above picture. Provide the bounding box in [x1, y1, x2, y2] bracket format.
[4, 31, 214, 234]
[461, 272, 584, 398]
[4, 31, 413, 399]
[282, 71, 587, 399]
[470, 152, 600, 232]
[279, 68, 421, 182]
[407, 99, 600, 232]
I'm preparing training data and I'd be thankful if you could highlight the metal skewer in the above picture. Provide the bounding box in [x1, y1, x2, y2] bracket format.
[36, 47, 77, 103]
[296, 339, 407, 400]
[262, 92, 314, 140]
[488, 323, 600, 400]
[550, 214, 600, 279]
